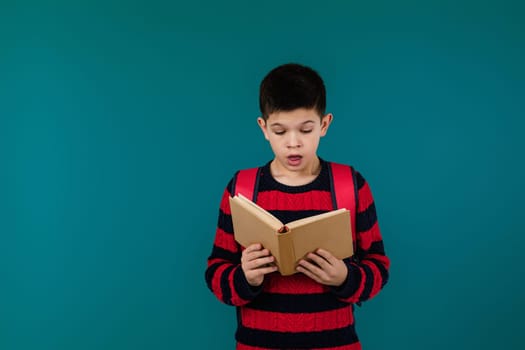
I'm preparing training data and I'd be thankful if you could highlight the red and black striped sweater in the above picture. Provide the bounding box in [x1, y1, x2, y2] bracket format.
[205, 159, 390, 350]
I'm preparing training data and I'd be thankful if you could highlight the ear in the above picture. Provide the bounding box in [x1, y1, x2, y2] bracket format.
[320, 113, 333, 137]
[257, 117, 270, 141]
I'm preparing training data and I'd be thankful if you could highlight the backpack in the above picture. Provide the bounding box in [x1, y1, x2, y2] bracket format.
[232, 162, 358, 247]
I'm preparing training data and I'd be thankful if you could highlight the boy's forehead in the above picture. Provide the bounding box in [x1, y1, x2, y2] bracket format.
[266, 108, 321, 125]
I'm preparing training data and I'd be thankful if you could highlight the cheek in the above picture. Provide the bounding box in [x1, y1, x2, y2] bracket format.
[266, 137, 282, 150]
[268, 134, 283, 143]
[304, 133, 319, 143]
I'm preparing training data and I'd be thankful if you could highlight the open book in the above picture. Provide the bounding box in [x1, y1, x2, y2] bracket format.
[229, 194, 354, 276]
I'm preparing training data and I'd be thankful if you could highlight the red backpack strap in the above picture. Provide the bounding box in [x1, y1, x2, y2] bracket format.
[233, 167, 261, 202]
[328, 162, 357, 245]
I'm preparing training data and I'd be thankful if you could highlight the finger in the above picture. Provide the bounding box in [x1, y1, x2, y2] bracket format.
[258, 265, 278, 275]
[242, 246, 267, 258]
[244, 243, 262, 253]
[315, 249, 337, 265]
[246, 256, 275, 270]
[296, 264, 322, 283]
[245, 264, 278, 282]
[305, 252, 330, 270]
[297, 258, 324, 275]
[243, 248, 272, 262]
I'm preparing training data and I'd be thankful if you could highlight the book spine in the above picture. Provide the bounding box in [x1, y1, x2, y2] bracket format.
[277, 232, 296, 276]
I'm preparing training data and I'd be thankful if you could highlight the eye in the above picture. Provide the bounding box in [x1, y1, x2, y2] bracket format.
[301, 129, 313, 134]
[274, 130, 285, 135]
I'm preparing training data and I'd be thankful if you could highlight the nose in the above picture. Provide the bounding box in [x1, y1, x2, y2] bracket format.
[286, 131, 301, 148]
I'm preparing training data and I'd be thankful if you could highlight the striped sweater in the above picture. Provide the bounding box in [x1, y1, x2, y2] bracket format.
[205, 159, 390, 349]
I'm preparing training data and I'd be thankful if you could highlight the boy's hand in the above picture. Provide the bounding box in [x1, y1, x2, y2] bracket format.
[241, 243, 278, 287]
[296, 249, 348, 286]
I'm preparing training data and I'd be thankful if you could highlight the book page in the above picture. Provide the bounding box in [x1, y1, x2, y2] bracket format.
[286, 208, 348, 230]
[229, 196, 283, 262]
[288, 209, 353, 262]
[234, 194, 283, 229]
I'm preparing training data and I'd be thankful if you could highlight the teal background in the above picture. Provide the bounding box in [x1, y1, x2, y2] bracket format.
[1, 1, 524, 349]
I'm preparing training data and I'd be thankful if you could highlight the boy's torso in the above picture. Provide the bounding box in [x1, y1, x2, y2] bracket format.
[234, 159, 359, 349]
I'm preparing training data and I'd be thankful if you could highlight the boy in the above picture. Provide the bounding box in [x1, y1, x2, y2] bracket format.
[205, 63, 390, 350]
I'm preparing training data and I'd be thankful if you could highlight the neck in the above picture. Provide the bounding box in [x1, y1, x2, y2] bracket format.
[270, 157, 321, 185]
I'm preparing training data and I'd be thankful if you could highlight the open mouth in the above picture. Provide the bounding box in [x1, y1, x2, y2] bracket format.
[287, 155, 302, 165]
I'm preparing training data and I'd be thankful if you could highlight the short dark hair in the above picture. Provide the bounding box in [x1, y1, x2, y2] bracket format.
[259, 63, 326, 120]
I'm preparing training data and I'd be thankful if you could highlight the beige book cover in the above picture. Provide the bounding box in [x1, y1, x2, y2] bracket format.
[229, 194, 354, 276]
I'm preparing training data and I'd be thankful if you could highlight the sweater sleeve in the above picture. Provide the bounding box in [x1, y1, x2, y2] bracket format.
[205, 176, 262, 306]
[331, 171, 390, 303]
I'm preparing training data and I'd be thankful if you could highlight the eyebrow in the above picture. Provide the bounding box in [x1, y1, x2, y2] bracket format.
[269, 120, 316, 127]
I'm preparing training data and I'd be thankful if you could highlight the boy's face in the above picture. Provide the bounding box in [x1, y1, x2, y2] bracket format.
[257, 108, 332, 176]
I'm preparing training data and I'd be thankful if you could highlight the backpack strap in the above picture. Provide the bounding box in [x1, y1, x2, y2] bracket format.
[328, 162, 357, 245]
[232, 167, 261, 202]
